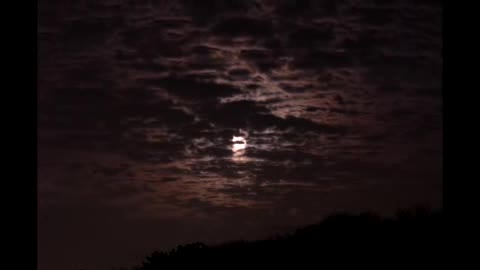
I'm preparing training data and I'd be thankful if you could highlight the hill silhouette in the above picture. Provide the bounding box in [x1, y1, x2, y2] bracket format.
[131, 206, 442, 269]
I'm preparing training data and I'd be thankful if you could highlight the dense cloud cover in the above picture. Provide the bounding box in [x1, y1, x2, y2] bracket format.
[38, 1, 442, 269]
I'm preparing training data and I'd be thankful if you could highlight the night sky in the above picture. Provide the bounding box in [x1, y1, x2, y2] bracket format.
[38, 0, 442, 269]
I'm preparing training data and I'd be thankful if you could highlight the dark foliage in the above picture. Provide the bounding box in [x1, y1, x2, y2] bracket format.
[133, 207, 442, 269]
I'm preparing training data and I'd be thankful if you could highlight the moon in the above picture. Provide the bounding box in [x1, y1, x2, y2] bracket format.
[232, 136, 247, 153]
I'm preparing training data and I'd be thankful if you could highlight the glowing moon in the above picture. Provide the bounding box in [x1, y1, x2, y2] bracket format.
[232, 136, 247, 153]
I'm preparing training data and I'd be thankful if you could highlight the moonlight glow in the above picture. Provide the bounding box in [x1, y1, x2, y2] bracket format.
[232, 136, 247, 153]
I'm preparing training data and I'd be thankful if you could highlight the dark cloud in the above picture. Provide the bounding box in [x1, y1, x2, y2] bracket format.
[349, 6, 398, 26]
[118, 98, 195, 126]
[124, 146, 183, 164]
[288, 24, 336, 48]
[120, 26, 189, 58]
[291, 50, 353, 71]
[414, 86, 442, 98]
[93, 164, 130, 177]
[211, 16, 274, 37]
[280, 83, 314, 93]
[329, 108, 360, 116]
[376, 82, 403, 94]
[187, 59, 228, 71]
[161, 177, 180, 183]
[274, 0, 341, 17]
[46, 87, 117, 107]
[240, 48, 279, 72]
[306, 106, 320, 112]
[200, 100, 346, 134]
[125, 61, 168, 73]
[190, 45, 222, 56]
[147, 76, 242, 101]
[201, 100, 267, 128]
[227, 68, 252, 81]
[335, 94, 345, 105]
[245, 83, 261, 90]
[60, 18, 119, 50]
[183, 0, 259, 23]
[240, 49, 271, 60]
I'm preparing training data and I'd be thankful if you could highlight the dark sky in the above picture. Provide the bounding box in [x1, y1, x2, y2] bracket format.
[38, 0, 442, 269]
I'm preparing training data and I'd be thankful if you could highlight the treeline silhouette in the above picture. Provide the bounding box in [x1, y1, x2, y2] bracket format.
[129, 207, 442, 269]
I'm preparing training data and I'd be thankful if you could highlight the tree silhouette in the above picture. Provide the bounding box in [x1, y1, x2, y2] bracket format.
[130, 207, 442, 269]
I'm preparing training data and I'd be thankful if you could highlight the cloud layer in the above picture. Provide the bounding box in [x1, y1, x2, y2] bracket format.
[38, 1, 442, 269]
